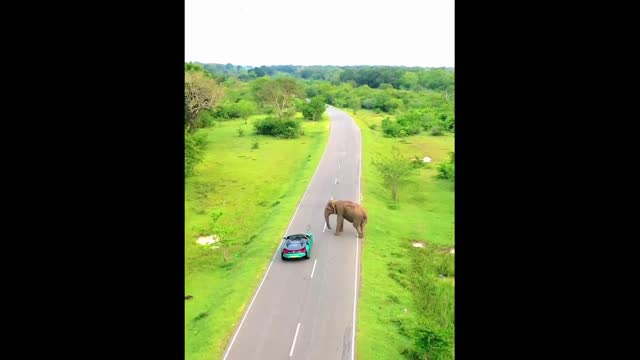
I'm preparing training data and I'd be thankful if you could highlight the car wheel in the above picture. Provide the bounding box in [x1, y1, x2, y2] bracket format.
[305, 250, 310, 259]
[281, 253, 285, 261]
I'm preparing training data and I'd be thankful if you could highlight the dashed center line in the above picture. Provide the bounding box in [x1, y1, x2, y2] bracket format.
[289, 322, 301, 357]
[310, 259, 318, 278]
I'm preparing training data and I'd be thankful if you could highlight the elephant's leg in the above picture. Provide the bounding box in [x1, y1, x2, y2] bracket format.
[336, 214, 344, 234]
[353, 220, 364, 238]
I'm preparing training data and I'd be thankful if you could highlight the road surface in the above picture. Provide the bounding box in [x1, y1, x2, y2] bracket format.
[222, 106, 363, 360]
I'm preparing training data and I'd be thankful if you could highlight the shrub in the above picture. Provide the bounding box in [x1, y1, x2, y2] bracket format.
[411, 155, 427, 169]
[362, 98, 376, 110]
[237, 127, 245, 137]
[381, 117, 403, 137]
[185, 130, 207, 177]
[197, 110, 217, 127]
[253, 117, 302, 138]
[436, 152, 455, 180]
[397, 111, 425, 135]
[431, 127, 444, 136]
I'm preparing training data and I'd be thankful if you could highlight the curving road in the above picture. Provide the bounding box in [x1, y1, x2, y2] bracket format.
[222, 106, 363, 360]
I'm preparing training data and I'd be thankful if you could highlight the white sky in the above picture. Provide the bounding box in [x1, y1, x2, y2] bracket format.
[185, 0, 454, 67]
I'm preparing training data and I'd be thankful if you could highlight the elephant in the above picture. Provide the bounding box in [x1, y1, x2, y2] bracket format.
[324, 200, 368, 238]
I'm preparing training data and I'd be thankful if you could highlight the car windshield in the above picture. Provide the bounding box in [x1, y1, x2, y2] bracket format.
[286, 240, 305, 249]
[287, 234, 307, 240]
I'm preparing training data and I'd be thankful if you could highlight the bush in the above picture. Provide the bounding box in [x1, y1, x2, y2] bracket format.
[237, 127, 245, 137]
[254, 117, 302, 138]
[431, 127, 444, 136]
[436, 152, 455, 180]
[362, 98, 376, 109]
[381, 117, 403, 137]
[197, 110, 217, 128]
[368, 123, 377, 130]
[297, 96, 326, 120]
[412, 322, 454, 360]
[436, 162, 454, 180]
[411, 155, 427, 169]
[252, 141, 259, 149]
[397, 111, 427, 135]
[185, 130, 207, 177]
[213, 100, 257, 120]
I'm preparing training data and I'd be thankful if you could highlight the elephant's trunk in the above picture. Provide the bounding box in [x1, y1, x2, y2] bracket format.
[324, 209, 331, 229]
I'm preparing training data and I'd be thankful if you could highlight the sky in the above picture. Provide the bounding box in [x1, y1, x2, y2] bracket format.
[185, 0, 454, 68]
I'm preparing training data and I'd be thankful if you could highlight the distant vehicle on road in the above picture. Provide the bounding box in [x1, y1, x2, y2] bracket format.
[281, 233, 314, 260]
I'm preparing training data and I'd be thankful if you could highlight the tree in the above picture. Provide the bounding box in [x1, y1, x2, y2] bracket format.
[298, 96, 326, 120]
[444, 83, 455, 102]
[233, 99, 258, 123]
[257, 78, 304, 119]
[185, 71, 224, 132]
[400, 71, 419, 90]
[373, 146, 418, 202]
[348, 96, 361, 114]
[207, 210, 234, 263]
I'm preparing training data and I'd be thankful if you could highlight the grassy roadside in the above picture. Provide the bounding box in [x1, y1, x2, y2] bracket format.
[185, 113, 330, 360]
[348, 109, 455, 359]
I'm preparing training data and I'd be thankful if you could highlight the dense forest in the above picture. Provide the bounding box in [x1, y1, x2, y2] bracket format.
[194, 63, 454, 92]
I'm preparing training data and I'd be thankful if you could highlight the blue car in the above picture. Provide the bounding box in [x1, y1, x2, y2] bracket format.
[281, 233, 314, 260]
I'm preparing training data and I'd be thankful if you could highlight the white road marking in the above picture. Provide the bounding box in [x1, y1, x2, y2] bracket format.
[352, 110, 363, 360]
[310, 259, 318, 278]
[352, 235, 359, 360]
[330, 195, 333, 200]
[290, 322, 301, 357]
[335, 177, 338, 184]
[338, 160, 341, 169]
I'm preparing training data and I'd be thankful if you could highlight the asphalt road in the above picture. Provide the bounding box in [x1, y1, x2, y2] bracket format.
[222, 106, 363, 360]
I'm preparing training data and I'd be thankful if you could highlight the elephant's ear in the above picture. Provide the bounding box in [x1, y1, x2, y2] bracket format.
[330, 201, 337, 214]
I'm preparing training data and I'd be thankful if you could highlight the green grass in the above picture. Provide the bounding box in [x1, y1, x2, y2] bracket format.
[185, 113, 329, 360]
[348, 109, 455, 360]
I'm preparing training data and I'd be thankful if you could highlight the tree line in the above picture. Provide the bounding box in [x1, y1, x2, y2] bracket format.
[184, 63, 454, 180]
[191, 63, 454, 92]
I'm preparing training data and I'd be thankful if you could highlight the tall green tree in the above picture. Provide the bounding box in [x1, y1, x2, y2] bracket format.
[348, 96, 361, 114]
[234, 99, 258, 123]
[298, 96, 326, 120]
[373, 146, 418, 201]
[400, 71, 419, 90]
[207, 210, 234, 263]
[256, 78, 304, 119]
